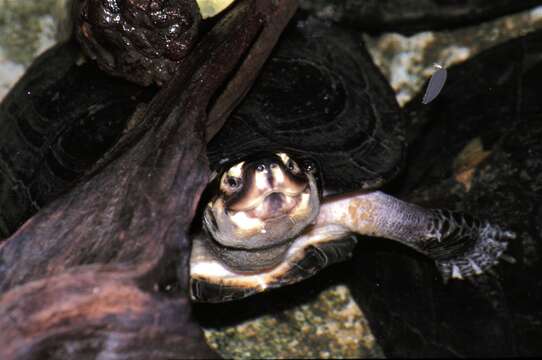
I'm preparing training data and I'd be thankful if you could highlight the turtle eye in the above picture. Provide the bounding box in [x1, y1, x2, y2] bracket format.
[304, 160, 316, 173]
[287, 160, 294, 170]
[286, 159, 300, 174]
[225, 176, 242, 190]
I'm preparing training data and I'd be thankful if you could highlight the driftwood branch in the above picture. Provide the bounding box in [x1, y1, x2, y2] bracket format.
[0, 0, 297, 358]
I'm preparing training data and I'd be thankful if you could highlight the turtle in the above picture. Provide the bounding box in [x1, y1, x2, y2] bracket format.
[188, 13, 516, 303]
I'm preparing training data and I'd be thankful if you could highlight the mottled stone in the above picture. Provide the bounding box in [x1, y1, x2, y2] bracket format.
[365, 5, 542, 105]
[203, 284, 382, 359]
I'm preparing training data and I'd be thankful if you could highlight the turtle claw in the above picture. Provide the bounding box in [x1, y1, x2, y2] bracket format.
[431, 217, 514, 282]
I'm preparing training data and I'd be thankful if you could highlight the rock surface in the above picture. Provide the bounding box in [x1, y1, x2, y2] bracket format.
[366, 5, 542, 105]
[197, 267, 383, 358]
[0, 0, 67, 99]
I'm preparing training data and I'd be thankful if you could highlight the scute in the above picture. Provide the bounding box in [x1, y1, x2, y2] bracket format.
[0, 41, 153, 238]
[207, 13, 405, 195]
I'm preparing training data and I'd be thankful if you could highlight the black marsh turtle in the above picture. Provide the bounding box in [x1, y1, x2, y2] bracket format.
[189, 13, 515, 303]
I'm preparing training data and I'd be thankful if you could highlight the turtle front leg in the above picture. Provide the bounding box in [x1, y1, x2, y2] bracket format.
[316, 191, 515, 280]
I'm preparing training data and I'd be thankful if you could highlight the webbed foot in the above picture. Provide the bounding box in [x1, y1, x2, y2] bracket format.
[424, 209, 515, 281]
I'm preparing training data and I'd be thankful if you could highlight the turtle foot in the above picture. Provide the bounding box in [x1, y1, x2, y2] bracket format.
[434, 221, 515, 281]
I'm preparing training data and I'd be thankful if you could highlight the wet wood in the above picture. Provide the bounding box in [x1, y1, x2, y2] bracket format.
[0, 0, 297, 358]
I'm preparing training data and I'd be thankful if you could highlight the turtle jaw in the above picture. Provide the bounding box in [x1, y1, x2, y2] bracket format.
[203, 154, 320, 251]
[205, 188, 316, 251]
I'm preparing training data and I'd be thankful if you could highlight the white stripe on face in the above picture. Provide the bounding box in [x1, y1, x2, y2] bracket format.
[277, 153, 290, 165]
[272, 166, 285, 184]
[255, 171, 269, 191]
[230, 210, 264, 231]
[227, 161, 244, 178]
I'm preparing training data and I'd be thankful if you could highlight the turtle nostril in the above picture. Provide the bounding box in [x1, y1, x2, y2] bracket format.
[256, 164, 266, 172]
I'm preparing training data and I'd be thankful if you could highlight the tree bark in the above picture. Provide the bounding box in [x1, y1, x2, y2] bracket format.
[0, 0, 297, 358]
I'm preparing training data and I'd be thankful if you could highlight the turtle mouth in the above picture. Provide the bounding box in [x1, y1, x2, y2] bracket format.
[235, 187, 308, 221]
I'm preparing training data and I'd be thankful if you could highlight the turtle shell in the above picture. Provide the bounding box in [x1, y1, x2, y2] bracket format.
[207, 14, 405, 196]
[0, 40, 153, 238]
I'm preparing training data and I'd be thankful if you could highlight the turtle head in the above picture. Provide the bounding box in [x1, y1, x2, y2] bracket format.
[204, 152, 319, 250]
[191, 152, 331, 302]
